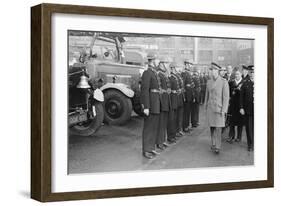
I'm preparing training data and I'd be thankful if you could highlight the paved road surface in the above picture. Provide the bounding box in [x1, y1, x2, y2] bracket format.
[68, 106, 254, 174]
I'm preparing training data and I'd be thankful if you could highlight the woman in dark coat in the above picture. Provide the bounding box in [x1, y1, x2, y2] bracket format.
[227, 70, 243, 143]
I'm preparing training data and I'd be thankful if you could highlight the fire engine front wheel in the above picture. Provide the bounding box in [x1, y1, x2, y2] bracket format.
[69, 102, 104, 137]
[104, 90, 132, 125]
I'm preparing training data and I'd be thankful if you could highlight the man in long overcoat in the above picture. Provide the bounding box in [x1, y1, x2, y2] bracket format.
[140, 53, 161, 159]
[205, 62, 230, 154]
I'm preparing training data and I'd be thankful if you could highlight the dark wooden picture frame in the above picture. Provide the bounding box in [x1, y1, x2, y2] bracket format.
[31, 3, 274, 202]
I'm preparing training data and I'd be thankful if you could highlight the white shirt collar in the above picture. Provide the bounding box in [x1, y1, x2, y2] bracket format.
[235, 78, 242, 85]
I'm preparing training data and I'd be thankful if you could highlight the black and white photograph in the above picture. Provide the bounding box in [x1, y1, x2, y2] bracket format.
[29, 2, 274, 202]
[68, 30, 255, 174]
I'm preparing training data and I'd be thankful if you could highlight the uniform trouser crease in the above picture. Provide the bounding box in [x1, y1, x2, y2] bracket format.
[177, 106, 184, 132]
[167, 109, 177, 140]
[191, 102, 199, 126]
[244, 115, 254, 148]
[156, 111, 168, 145]
[142, 114, 160, 153]
[183, 101, 192, 129]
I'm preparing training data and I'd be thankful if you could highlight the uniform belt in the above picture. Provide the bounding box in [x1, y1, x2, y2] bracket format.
[177, 89, 184, 93]
[161, 89, 171, 94]
[171, 90, 178, 94]
[150, 89, 160, 93]
[186, 84, 195, 88]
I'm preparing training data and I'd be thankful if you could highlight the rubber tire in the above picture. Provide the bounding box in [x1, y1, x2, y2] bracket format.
[103, 89, 132, 125]
[69, 102, 104, 137]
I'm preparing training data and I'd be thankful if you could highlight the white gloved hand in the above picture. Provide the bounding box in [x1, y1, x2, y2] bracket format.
[240, 108, 245, 115]
[143, 109, 149, 116]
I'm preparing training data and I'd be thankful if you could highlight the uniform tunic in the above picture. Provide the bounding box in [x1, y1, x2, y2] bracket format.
[158, 71, 170, 112]
[192, 74, 201, 103]
[239, 75, 254, 116]
[182, 70, 194, 102]
[205, 76, 230, 127]
[169, 74, 179, 110]
[175, 73, 185, 107]
[156, 70, 171, 145]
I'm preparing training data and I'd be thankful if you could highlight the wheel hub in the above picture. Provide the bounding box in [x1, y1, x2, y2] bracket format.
[105, 99, 123, 119]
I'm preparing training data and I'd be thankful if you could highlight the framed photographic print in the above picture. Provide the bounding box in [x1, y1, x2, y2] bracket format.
[31, 3, 274, 202]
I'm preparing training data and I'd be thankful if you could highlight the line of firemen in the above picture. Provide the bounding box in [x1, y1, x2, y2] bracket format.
[140, 53, 205, 159]
[140, 52, 254, 159]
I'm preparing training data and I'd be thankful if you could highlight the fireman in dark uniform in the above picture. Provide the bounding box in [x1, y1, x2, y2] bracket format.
[167, 62, 179, 144]
[182, 60, 195, 132]
[191, 68, 201, 128]
[175, 70, 185, 137]
[156, 57, 171, 150]
[239, 65, 254, 151]
[199, 72, 207, 104]
[140, 53, 161, 159]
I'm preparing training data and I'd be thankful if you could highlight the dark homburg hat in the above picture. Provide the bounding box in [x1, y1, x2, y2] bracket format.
[210, 62, 222, 70]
